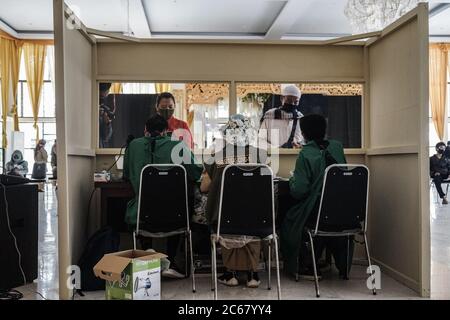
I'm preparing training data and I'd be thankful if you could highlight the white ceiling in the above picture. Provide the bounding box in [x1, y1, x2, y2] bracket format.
[0, 0, 449, 40]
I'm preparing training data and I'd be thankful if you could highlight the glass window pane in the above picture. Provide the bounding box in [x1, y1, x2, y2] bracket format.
[42, 83, 55, 117]
[236, 82, 363, 149]
[98, 82, 229, 149]
[20, 123, 38, 148]
[22, 85, 34, 117]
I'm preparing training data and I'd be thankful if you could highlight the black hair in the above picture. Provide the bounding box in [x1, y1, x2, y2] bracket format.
[99, 83, 112, 92]
[300, 114, 327, 142]
[145, 114, 168, 136]
[436, 142, 446, 149]
[156, 92, 175, 106]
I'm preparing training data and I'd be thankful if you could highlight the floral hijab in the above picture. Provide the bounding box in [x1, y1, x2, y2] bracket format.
[221, 114, 256, 147]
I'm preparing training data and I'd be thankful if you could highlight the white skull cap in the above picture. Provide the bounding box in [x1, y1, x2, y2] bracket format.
[282, 85, 301, 98]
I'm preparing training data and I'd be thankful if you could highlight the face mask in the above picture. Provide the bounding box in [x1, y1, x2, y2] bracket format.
[158, 108, 174, 120]
[282, 104, 297, 113]
[438, 149, 445, 154]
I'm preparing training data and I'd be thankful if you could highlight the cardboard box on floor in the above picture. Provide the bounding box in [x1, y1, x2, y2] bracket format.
[93, 250, 167, 300]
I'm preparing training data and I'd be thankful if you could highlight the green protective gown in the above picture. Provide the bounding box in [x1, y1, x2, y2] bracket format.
[123, 135, 202, 226]
[280, 139, 347, 275]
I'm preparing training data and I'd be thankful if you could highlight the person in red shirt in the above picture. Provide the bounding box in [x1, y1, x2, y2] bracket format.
[156, 92, 194, 149]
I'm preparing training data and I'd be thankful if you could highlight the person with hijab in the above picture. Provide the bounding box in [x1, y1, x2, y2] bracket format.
[281, 114, 349, 280]
[201, 114, 268, 288]
[6, 150, 28, 177]
[32, 139, 48, 179]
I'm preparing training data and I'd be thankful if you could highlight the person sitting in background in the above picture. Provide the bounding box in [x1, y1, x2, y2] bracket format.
[430, 142, 450, 205]
[201, 114, 268, 288]
[281, 114, 348, 280]
[123, 114, 202, 278]
[156, 92, 194, 149]
[6, 150, 28, 177]
[51, 140, 57, 179]
[32, 139, 48, 179]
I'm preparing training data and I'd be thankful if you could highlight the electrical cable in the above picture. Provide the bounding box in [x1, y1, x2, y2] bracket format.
[0, 289, 23, 300]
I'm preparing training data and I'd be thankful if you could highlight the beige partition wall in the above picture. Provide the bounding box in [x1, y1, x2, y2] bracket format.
[53, 1, 430, 299]
[366, 4, 430, 296]
[54, 0, 96, 300]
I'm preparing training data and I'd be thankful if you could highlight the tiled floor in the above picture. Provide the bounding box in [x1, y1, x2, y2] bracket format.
[430, 187, 450, 299]
[14, 185, 450, 300]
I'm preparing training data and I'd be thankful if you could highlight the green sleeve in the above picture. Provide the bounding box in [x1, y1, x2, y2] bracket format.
[289, 153, 312, 200]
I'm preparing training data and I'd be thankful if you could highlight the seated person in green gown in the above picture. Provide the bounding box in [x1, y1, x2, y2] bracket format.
[124, 114, 202, 278]
[281, 114, 351, 280]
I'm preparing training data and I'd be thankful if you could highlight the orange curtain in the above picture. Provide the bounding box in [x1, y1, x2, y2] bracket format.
[110, 83, 123, 94]
[11, 41, 23, 131]
[1, 30, 51, 148]
[0, 38, 22, 147]
[430, 44, 449, 141]
[24, 43, 47, 142]
[155, 83, 171, 93]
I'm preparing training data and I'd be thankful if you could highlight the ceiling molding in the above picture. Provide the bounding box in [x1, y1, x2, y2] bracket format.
[264, 0, 314, 40]
[429, 3, 450, 18]
[140, 0, 152, 37]
[126, 0, 151, 38]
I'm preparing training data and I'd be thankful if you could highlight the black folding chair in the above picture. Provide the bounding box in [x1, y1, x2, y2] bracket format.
[133, 164, 196, 293]
[304, 164, 376, 298]
[430, 178, 450, 204]
[210, 164, 281, 300]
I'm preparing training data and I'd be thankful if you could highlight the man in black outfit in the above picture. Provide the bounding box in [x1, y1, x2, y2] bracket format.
[430, 142, 450, 205]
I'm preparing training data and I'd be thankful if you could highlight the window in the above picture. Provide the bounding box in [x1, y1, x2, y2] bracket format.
[98, 81, 365, 150]
[16, 47, 56, 175]
[236, 83, 363, 149]
[98, 82, 230, 150]
[429, 82, 450, 156]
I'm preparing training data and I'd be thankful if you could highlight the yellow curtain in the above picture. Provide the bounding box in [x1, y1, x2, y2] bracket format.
[155, 83, 171, 94]
[0, 37, 14, 148]
[430, 44, 449, 141]
[11, 41, 23, 131]
[24, 43, 47, 142]
[110, 83, 123, 94]
[187, 110, 194, 128]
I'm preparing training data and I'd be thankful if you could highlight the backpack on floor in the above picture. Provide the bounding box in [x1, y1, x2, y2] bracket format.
[77, 226, 120, 292]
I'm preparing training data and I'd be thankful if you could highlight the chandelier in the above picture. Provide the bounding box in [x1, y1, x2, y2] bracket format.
[344, 0, 420, 34]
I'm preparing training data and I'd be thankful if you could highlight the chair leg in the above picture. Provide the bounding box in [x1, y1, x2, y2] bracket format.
[344, 235, 350, 280]
[295, 254, 299, 282]
[308, 231, 320, 298]
[273, 235, 282, 300]
[364, 232, 377, 295]
[189, 230, 196, 293]
[212, 240, 218, 300]
[184, 233, 188, 278]
[268, 239, 272, 290]
[210, 239, 215, 292]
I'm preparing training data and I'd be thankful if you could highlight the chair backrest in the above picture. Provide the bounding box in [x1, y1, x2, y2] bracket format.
[136, 164, 189, 233]
[314, 164, 369, 234]
[217, 164, 275, 238]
